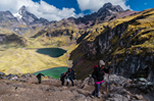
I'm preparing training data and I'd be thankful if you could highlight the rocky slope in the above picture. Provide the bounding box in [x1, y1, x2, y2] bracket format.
[69, 8, 154, 83]
[0, 73, 153, 101]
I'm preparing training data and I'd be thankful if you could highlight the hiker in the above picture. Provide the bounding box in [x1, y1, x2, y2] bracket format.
[60, 73, 66, 86]
[36, 73, 45, 84]
[90, 60, 110, 99]
[65, 68, 75, 86]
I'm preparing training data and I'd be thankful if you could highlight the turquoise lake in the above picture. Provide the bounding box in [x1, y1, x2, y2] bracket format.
[34, 67, 68, 79]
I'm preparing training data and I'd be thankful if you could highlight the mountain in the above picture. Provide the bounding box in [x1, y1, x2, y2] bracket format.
[32, 2, 137, 46]
[0, 5, 50, 37]
[69, 8, 154, 83]
[75, 2, 124, 25]
[70, 2, 138, 28]
[18, 5, 50, 25]
[0, 10, 19, 28]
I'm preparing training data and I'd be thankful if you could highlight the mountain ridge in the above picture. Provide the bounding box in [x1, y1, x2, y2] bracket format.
[69, 8, 154, 82]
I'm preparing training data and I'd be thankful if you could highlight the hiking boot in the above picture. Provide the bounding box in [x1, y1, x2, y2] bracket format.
[90, 95, 94, 98]
[96, 96, 100, 99]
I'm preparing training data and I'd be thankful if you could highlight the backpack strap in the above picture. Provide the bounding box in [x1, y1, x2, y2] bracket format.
[93, 65, 98, 69]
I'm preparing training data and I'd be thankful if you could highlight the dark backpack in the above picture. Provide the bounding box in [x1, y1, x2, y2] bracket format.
[60, 73, 65, 80]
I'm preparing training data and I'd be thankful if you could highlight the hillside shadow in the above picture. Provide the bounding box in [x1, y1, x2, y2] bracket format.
[36, 48, 67, 57]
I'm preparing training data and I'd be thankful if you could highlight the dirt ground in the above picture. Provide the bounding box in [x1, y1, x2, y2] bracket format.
[0, 75, 104, 101]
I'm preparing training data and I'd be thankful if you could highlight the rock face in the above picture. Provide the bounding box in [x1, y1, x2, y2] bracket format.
[70, 8, 154, 83]
[0, 73, 153, 101]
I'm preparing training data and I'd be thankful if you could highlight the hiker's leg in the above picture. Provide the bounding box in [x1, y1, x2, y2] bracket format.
[70, 78, 74, 86]
[97, 83, 102, 96]
[63, 79, 65, 85]
[92, 84, 99, 96]
[62, 79, 64, 86]
[38, 78, 41, 84]
[66, 81, 69, 86]
[92, 89, 96, 96]
[95, 84, 100, 96]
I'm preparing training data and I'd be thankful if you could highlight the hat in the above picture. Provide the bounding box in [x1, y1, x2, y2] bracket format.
[99, 60, 105, 67]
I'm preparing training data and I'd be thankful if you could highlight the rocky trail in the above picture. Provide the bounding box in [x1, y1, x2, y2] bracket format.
[0, 74, 154, 101]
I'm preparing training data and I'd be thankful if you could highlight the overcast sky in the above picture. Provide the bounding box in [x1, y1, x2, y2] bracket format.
[0, 0, 153, 21]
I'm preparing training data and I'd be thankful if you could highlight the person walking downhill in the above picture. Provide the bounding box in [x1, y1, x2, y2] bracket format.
[60, 73, 66, 86]
[90, 60, 110, 99]
[36, 73, 45, 84]
[65, 68, 75, 86]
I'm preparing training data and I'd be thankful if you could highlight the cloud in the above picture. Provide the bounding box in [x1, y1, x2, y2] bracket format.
[77, 0, 130, 12]
[0, 0, 79, 21]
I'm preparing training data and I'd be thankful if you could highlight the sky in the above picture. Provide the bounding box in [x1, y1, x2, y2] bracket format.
[0, 0, 154, 21]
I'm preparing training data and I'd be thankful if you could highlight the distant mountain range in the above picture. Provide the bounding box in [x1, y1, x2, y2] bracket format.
[0, 2, 137, 36]
[0, 5, 51, 36]
[62, 2, 138, 29]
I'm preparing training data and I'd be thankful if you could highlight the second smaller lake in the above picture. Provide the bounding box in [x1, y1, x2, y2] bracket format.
[36, 48, 67, 57]
[34, 67, 68, 79]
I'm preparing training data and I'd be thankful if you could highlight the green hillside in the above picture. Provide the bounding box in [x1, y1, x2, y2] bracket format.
[0, 48, 69, 75]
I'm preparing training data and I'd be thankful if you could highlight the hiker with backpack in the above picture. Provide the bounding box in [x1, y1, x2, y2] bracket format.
[65, 68, 75, 86]
[90, 60, 110, 99]
[60, 73, 66, 86]
[36, 73, 45, 84]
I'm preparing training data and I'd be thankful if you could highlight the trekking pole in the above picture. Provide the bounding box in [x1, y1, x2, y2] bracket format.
[94, 89, 97, 101]
[107, 73, 110, 94]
